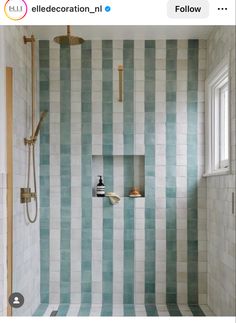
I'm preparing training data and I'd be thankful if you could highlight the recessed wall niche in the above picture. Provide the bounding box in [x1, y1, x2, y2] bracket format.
[92, 155, 145, 197]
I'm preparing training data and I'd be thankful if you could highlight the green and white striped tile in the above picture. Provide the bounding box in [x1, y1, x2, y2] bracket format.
[39, 39, 50, 304]
[80, 40, 92, 309]
[70, 44, 82, 304]
[38, 39, 206, 310]
[49, 40, 60, 304]
[144, 40, 157, 315]
[166, 39, 177, 305]
[155, 39, 167, 304]
[176, 40, 188, 304]
[60, 43, 71, 304]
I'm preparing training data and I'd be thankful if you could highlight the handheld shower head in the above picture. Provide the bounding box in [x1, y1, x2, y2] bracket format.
[33, 111, 47, 140]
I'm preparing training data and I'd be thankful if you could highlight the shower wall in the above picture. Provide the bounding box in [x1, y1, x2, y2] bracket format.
[0, 27, 7, 316]
[0, 26, 40, 316]
[206, 26, 236, 316]
[39, 39, 207, 308]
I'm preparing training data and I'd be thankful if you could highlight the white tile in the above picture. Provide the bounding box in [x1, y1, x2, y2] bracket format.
[90, 304, 102, 316]
[112, 305, 124, 316]
[67, 304, 80, 316]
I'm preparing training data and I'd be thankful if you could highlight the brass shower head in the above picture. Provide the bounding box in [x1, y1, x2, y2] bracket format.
[33, 111, 47, 140]
[54, 26, 84, 45]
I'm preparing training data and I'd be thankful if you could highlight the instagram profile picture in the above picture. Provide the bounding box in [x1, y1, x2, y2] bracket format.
[4, 0, 28, 21]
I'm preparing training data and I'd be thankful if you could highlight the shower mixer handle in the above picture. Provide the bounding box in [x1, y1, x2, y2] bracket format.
[20, 188, 37, 204]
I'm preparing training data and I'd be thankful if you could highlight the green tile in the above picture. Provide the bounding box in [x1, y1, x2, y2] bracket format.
[144, 40, 156, 305]
[78, 304, 91, 316]
[145, 304, 158, 316]
[166, 40, 177, 49]
[39, 40, 50, 304]
[101, 304, 112, 316]
[102, 41, 114, 307]
[189, 305, 205, 316]
[167, 304, 182, 316]
[80, 41, 92, 305]
[187, 39, 199, 305]
[33, 304, 48, 316]
[166, 37, 177, 305]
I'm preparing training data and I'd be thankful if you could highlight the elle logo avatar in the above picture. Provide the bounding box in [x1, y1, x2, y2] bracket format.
[4, 0, 28, 21]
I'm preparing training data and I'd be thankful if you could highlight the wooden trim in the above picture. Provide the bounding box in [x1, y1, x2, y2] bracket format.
[6, 67, 13, 317]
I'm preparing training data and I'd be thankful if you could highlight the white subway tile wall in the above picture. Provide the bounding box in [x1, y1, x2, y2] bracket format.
[1, 26, 40, 316]
[206, 26, 236, 316]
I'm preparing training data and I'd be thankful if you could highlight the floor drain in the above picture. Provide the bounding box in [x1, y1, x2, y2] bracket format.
[50, 310, 58, 316]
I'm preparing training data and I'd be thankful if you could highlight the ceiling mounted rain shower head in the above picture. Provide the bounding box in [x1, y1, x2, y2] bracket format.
[54, 26, 84, 45]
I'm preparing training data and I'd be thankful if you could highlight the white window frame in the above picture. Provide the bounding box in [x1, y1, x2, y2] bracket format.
[204, 56, 230, 177]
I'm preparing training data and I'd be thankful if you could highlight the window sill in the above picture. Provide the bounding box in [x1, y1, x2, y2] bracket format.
[203, 169, 230, 177]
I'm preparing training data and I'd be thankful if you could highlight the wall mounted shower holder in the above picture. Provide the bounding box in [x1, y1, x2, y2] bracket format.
[20, 188, 36, 204]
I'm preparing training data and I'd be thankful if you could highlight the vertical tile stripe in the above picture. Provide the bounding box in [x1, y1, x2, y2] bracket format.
[123, 40, 135, 311]
[60, 44, 71, 304]
[91, 41, 103, 306]
[78, 304, 91, 316]
[134, 41, 145, 306]
[70, 45, 82, 304]
[155, 40, 167, 305]
[144, 40, 156, 305]
[49, 41, 60, 305]
[189, 304, 205, 316]
[176, 40, 188, 304]
[145, 304, 158, 316]
[57, 304, 70, 316]
[101, 40, 113, 316]
[112, 42, 124, 307]
[39, 40, 50, 304]
[124, 304, 135, 316]
[187, 40, 199, 305]
[167, 303, 182, 316]
[80, 41, 92, 306]
[123, 40, 134, 155]
[33, 303, 48, 316]
[166, 40, 177, 304]
[197, 40, 207, 305]
[92, 198, 103, 305]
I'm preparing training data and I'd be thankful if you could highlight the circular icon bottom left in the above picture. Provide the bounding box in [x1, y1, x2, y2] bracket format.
[9, 292, 24, 308]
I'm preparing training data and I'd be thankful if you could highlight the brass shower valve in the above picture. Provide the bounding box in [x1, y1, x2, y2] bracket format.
[20, 188, 37, 204]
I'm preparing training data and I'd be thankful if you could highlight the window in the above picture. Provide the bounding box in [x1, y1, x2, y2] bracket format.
[205, 58, 230, 175]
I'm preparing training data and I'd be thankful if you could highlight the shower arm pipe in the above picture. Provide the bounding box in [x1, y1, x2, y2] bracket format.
[118, 64, 123, 102]
[24, 35, 36, 138]
[67, 25, 71, 37]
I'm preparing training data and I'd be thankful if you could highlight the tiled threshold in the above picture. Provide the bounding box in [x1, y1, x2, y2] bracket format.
[33, 303, 215, 316]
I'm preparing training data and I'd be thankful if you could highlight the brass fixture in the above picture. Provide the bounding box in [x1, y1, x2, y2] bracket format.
[24, 35, 36, 135]
[54, 25, 84, 45]
[24, 111, 47, 145]
[118, 64, 123, 102]
[20, 188, 36, 203]
[129, 187, 142, 197]
[22, 34, 47, 223]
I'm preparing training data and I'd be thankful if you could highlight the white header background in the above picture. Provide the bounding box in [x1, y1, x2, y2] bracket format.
[0, 0, 235, 25]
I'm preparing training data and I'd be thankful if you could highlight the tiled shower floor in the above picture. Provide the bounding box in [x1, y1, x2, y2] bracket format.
[33, 303, 215, 316]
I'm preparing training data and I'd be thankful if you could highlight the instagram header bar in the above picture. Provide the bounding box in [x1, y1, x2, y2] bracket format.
[1, 0, 235, 25]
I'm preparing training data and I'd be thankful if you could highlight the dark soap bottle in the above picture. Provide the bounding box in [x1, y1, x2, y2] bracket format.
[96, 175, 105, 197]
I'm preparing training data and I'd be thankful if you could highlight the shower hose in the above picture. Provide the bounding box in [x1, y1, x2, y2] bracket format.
[26, 143, 38, 223]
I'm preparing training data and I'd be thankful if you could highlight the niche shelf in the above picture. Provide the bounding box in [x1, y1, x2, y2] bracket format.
[92, 155, 145, 197]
